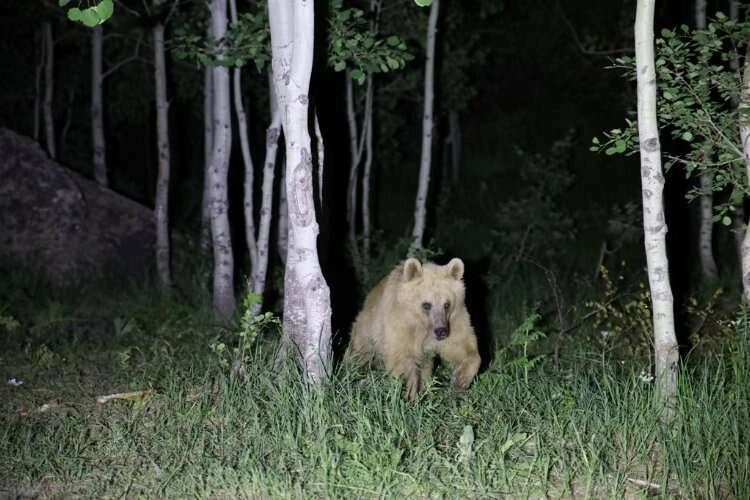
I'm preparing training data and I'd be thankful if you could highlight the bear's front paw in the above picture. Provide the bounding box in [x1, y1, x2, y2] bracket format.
[405, 372, 421, 401]
[451, 360, 479, 389]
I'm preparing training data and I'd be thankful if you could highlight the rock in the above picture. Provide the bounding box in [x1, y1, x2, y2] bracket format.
[0, 128, 155, 286]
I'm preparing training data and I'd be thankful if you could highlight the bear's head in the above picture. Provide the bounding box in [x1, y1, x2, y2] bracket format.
[397, 257, 466, 341]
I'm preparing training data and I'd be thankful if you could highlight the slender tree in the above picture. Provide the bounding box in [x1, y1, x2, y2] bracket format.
[694, 0, 719, 281]
[410, 0, 439, 251]
[361, 73, 374, 275]
[345, 68, 363, 260]
[731, 0, 746, 266]
[740, 42, 750, 303]
[42, 22, 56, 159]
[269, 0, 332, 383]
[227, 0, 259, 283]
[635, 0, 679, 421]
[153, 3, 172, 292]
[34, 24, 45, 143]
[250, 87, 281, 313]
[208, 0, 236, 321]
[91, 25, 107, 186]
[201, 26, 214, 256]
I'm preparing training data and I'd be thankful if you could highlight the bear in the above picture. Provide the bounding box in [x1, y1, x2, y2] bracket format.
[345, 257, 481, 400]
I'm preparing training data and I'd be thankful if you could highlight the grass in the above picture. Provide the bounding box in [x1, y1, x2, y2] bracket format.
[1, 278, 748, 498]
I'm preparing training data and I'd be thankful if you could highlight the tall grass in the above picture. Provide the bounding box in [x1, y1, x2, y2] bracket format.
[1, 274, 748, 498]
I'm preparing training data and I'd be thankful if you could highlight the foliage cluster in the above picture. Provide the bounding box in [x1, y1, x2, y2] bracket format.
[172, 2, 270, 72]
[60, 0, 113, 27]
[593, 13, 750, 225]
[328, 0, 412, 84]
[209, 292, 281, 375]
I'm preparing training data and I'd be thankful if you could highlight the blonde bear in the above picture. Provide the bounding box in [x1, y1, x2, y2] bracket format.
[345, 257, 481, 400]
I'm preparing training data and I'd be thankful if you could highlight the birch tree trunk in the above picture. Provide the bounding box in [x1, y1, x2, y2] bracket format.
[200, 31, 214, 255]
[251, 104, 281, 314]
[730, 0, 746, 269]
[738, 43, 750, 303]
[208, 0, 236, 321]
[345, 70, 362, 259]
[42, 22, 56, 160]
[695, 0, 719, 281]
[228, 0, 259, 280]
[361, 74, 374, 278]
[410, 0, 439, 252]
[91, 25, 107, 187]
[34, 25, 45, 142]
[269, 0, 332, 383]
[635, 0, 679, 421]
[153, 21, 172, 292]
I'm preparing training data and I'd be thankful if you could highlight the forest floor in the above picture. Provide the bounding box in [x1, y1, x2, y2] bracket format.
[1, 277, 748, 499]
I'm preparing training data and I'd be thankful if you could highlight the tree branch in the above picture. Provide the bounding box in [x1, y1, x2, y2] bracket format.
[556, 1, 633, 57]
[101, 34, 144, 79]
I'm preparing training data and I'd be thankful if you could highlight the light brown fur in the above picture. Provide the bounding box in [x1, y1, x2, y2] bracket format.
[345, 258, 481, 400]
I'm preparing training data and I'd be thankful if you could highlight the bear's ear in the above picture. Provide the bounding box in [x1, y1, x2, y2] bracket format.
[445, 258, 464, 281]
[402, 258, 423, 282]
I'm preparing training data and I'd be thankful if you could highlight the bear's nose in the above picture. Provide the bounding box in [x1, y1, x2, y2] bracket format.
[434, 327, 449, 340]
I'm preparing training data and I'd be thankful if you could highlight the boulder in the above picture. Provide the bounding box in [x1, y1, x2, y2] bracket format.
[0, 128, 155, 286]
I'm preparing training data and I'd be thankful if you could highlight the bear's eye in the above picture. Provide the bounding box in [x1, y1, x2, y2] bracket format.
[421, 302, 432, 312]
[444, 302, 450, 311]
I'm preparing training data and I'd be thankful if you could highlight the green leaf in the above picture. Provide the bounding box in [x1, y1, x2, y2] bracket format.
[351, 68, 365, 84]
[591, 137, 600, 145]
[661, 28, 675, 39]
[80, 8, 101, 27]
[414, 0, 432, 6]
[722, 216, 732, 226]
[681, 131, 693, 141]
[387, 35, 401, 47]
[67, 7, 82, 21]
[614, 139, 626, 153]
[93, 0, 114, 23]
[333, 61, 346, 72]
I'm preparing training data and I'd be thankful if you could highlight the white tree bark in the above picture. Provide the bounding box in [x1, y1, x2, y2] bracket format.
[269, 0, 332, 383]
[739, 44, 750, 303]
[91, 25, 107, 187]
[153, 21, 172, 292]
[250, 78, 281, 313]
[361, 74, 374, 277]
[42, 22, 56, 160]
[410, 0, 439, 252]
[730, 0, 745, 269]
[345, 70, 362, 257]
[208, 0, 236, 321]
[201, 29, 214, 255]
[695, 0, 719, 281]
[635, 0, 679, 420]
[229, 0, 259, 278]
